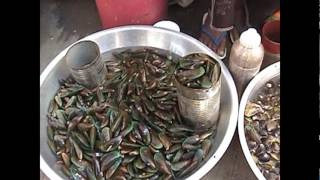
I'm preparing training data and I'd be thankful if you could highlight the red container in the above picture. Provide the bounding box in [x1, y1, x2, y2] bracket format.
[95, 0, 168, 29]
[262, 20, 280, 54]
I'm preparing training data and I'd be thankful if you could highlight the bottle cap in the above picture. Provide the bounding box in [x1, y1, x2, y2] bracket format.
[239, 28, 261, 48]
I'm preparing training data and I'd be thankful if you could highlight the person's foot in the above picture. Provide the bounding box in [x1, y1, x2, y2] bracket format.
[230, 28, 240, 43]
[234, 0, 250, 34]
[199, 12, 227, 58]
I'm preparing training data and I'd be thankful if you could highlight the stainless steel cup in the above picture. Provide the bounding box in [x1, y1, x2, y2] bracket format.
[175, 53, 221, 130]
[65, 40, 106, 89]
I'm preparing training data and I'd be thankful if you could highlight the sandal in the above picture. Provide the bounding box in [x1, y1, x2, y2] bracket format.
[201, 25, 227, 46]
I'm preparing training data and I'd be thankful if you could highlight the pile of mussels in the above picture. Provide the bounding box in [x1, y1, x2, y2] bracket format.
[47, 48, 215, 180]
[244, 80, 280, 180]
[175, 53, 215, 89]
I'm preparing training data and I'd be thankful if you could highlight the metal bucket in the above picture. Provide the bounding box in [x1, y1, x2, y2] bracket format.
[175, 53, 221, 130]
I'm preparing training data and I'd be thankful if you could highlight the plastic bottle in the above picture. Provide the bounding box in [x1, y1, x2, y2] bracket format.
[228, 28, 264, 97]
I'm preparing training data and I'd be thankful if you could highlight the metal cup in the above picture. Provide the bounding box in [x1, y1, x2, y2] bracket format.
[65, 40, 107, 89]
[175, 53, 221, 131]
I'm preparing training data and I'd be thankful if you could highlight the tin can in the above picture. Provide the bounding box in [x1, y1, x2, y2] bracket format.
[175, 53, 221, 130]
[65, 40, 107, 89]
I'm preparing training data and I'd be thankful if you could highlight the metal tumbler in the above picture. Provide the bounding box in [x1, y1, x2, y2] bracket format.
[65, 40, 107, 89]
[175, 53, 221, 131]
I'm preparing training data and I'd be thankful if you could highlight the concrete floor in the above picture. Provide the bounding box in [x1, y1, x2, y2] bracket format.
[40, 0, 101, 73]
[40, 0, 257, 179]
[40, 0, 208, 73]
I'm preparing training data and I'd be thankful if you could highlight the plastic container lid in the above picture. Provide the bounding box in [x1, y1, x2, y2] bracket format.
[153, 21, 180, 32]
[239, 28, 261, 48]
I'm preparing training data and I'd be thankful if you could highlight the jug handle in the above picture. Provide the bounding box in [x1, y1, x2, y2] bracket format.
[153, 21, 180, 32]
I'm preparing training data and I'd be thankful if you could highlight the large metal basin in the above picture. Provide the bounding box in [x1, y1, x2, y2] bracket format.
[40, 25, 239, 180]
[238, 62, 280, 180]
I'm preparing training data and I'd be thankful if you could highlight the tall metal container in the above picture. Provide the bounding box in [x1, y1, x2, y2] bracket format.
[65, 40, 107, 89]
[175, 53, 221, 130]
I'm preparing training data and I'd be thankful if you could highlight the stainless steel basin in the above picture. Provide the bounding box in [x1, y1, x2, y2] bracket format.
[40, 25, 239, 180]
[238, 62, 280, 180]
